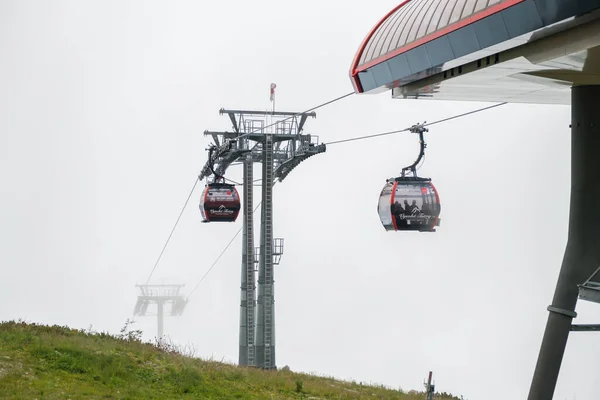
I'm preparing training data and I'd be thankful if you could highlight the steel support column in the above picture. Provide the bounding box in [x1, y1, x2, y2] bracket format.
[528, 85, 600, 400]
[255, 134, 276, 369]
[239, 153, 256, 366]
[157, 300, 164, 341]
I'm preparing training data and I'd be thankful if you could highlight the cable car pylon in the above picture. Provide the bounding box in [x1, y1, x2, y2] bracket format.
[377, 122, 441, 232]
[198, 107, 325, 370]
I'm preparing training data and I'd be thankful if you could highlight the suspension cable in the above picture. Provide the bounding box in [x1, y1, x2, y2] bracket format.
[234, 91, 354, 141]
[143, 176, 199, 285]
[324, 102, 507, 146]
[424, 102, 507, 127]
[186, 181, 278, 300]
[183, 101, 509, 295]
[141, 92, 354, 285]
[223, 177, 242, 185]
[186, 225, 243, 299]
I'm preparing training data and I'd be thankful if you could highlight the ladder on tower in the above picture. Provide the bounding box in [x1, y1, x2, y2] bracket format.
[244, 155, 256, 366]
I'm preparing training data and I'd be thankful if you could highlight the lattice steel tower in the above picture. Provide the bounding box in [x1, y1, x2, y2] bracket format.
[199, 108, 325, 369]
[133, 284, 188, 341]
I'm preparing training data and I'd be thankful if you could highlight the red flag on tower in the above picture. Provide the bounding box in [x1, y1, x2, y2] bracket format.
[269, 83, 277, 102]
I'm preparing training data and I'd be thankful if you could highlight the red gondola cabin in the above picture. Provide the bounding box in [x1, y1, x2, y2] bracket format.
[377, 177, 441, 232]
[199, 183, 241, 223]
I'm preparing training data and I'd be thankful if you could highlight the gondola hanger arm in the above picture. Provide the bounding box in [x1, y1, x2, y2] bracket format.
[401, 122, 429, 177]
[207, 145, 224, 184]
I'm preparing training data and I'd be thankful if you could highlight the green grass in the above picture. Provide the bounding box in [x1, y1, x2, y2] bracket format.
[0, 320, 461, 399]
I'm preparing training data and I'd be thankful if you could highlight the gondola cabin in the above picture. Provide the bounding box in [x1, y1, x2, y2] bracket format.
[199, 183, 241, 223]
[377, 177, 441, 232]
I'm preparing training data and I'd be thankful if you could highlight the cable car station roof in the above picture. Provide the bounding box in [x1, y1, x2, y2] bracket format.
[350, 0, 600, 104]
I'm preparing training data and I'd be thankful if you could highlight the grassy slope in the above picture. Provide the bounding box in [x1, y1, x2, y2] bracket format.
[0, 321, 459, 399]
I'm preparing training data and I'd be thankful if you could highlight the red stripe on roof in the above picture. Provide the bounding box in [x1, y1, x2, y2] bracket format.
[350, 0, 526, 92]
[349, 0, 411, 93]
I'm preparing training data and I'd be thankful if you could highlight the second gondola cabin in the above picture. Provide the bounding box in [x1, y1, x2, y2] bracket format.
[199, 183, 241, 223]
[378, 177, 440, 232]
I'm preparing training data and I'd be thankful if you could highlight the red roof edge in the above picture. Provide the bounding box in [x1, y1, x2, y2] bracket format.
[356, 0, 524, 72]
[349, 1, 412, 93]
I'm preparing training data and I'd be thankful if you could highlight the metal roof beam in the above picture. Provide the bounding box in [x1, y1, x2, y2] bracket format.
[220, 108, 316, 118]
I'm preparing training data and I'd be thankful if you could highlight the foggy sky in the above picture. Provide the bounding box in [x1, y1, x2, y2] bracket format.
[1, 1, 599, 399]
